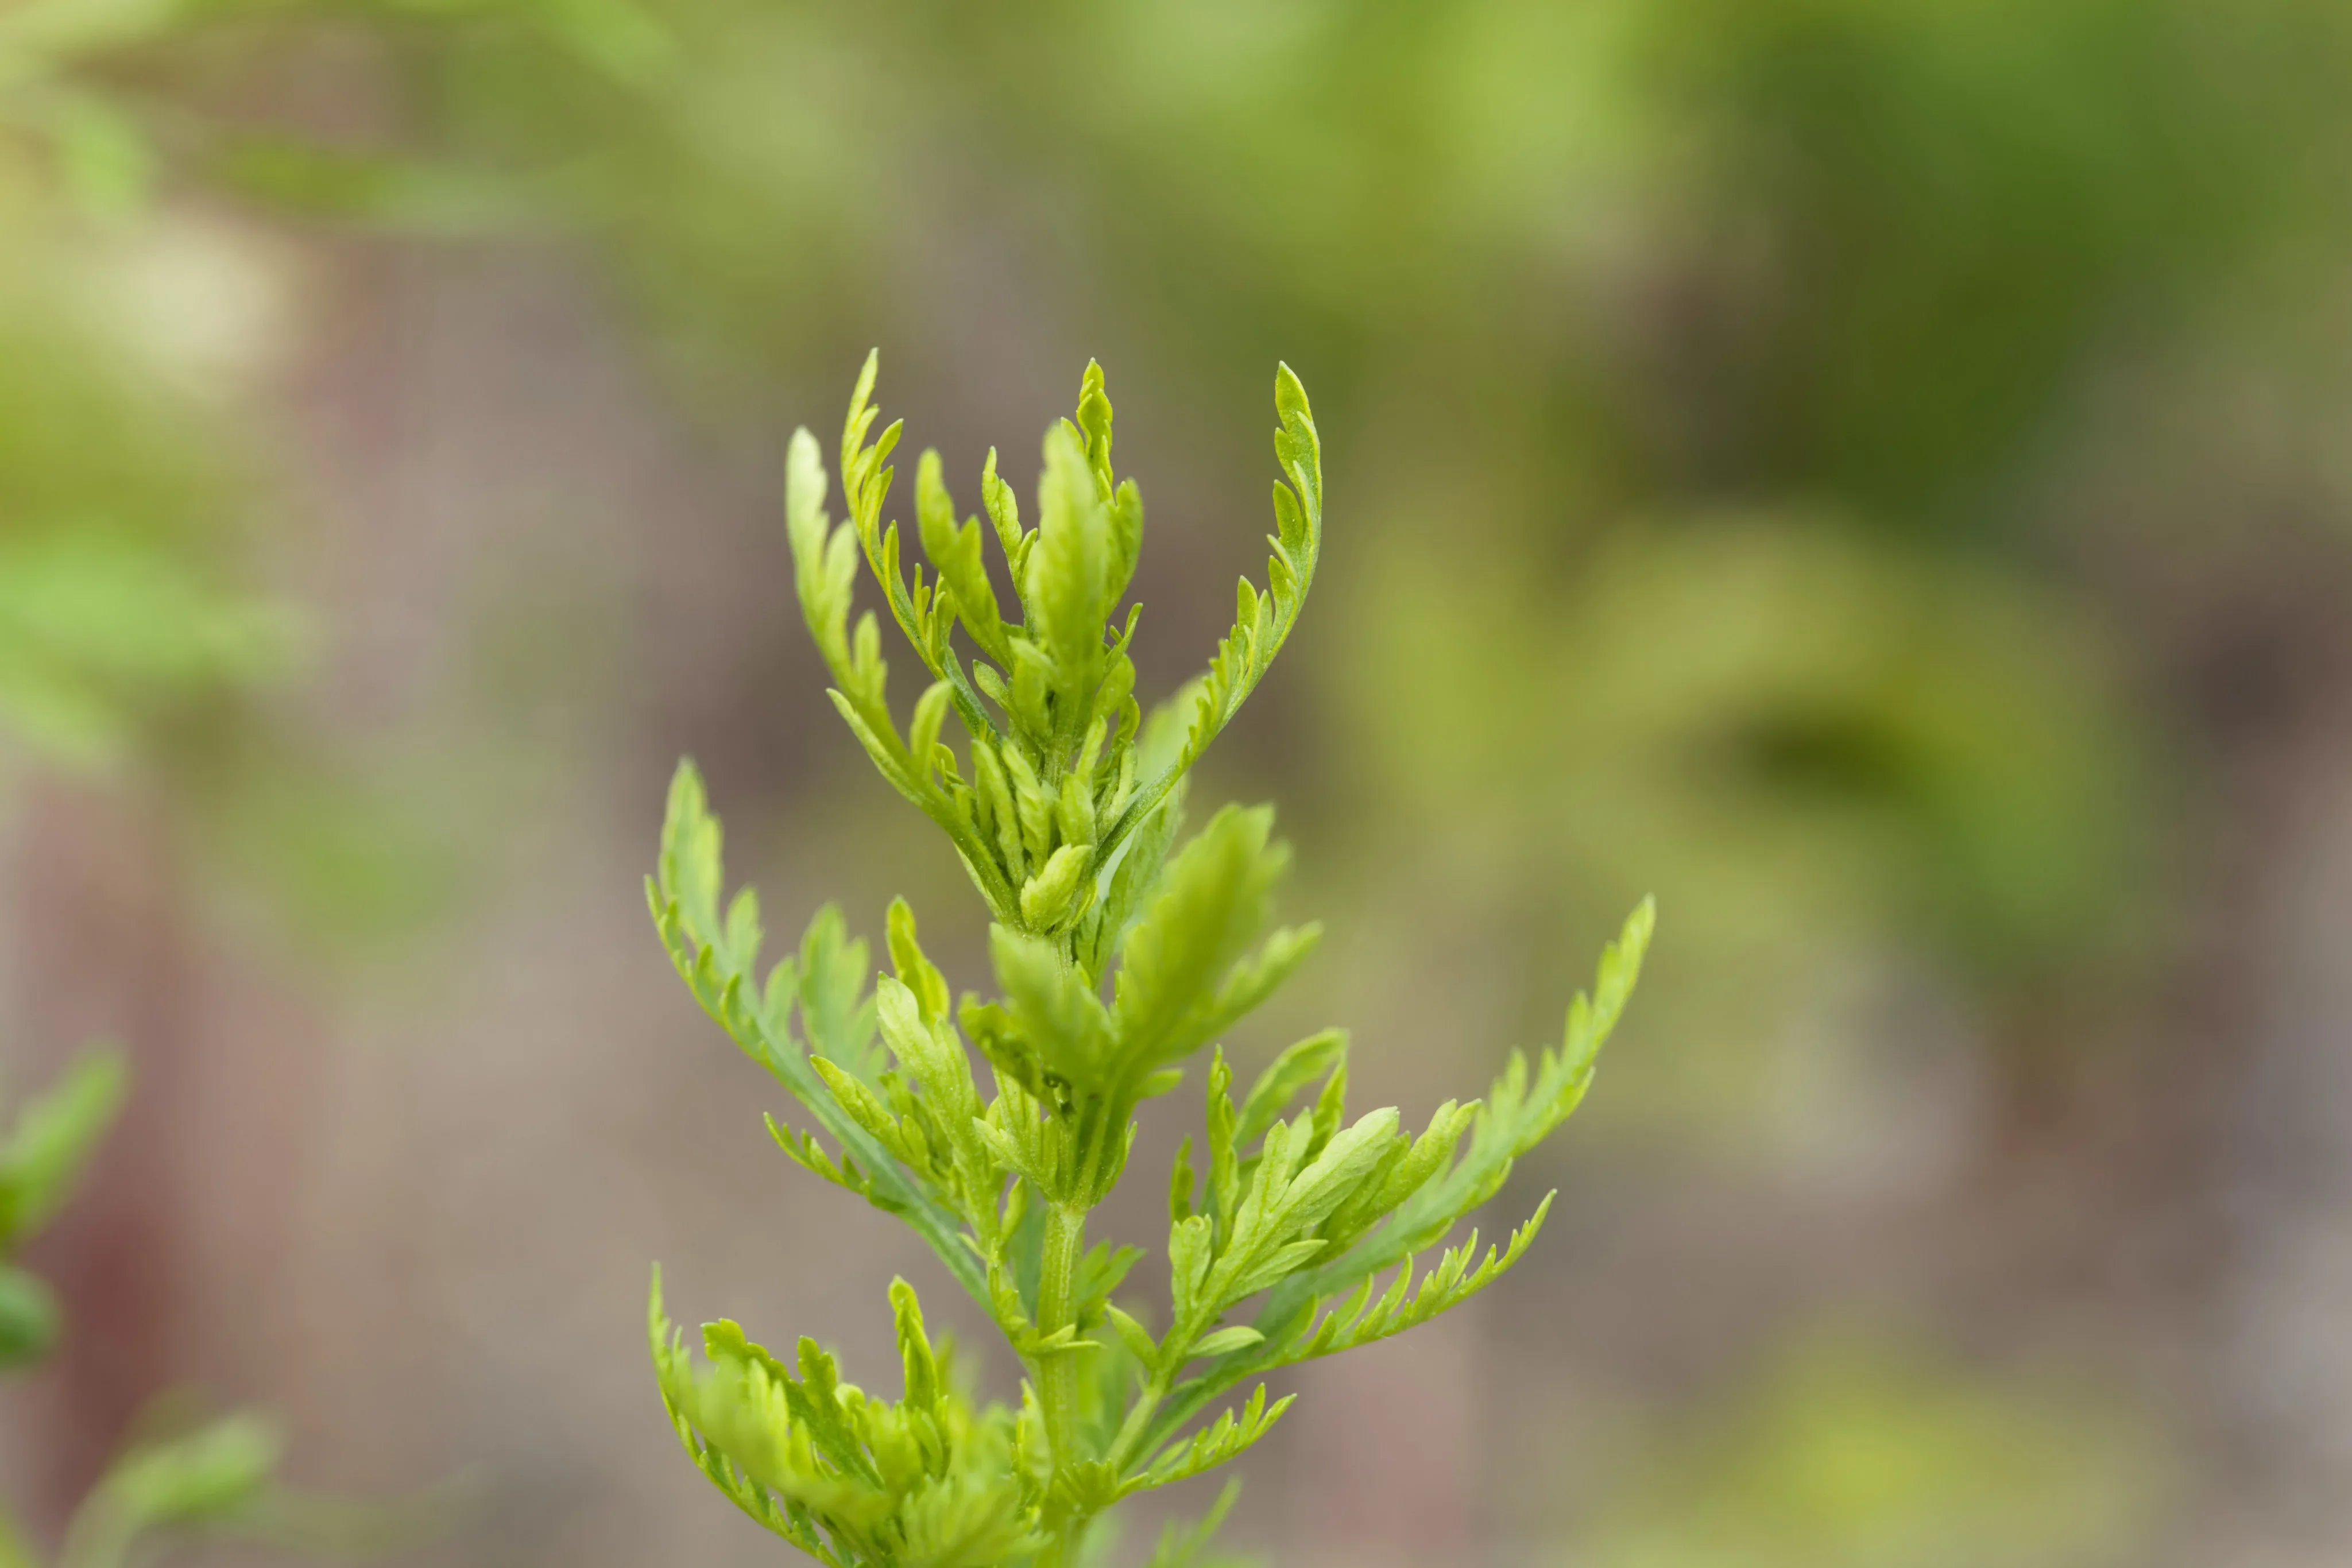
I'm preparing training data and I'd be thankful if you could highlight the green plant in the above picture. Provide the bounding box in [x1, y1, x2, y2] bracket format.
[646, 354, 1654, 1567]
[0, 1052, 306, 1568]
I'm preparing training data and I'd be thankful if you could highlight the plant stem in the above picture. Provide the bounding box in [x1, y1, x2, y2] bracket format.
[1105, 1298, 1210, 1474]
[1105, 1372, 1167, 1473]
[1036, 1199, 1088, 1468]
[1035, 1197, 1089, 1566]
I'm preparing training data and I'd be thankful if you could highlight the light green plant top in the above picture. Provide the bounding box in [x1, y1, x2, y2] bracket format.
[647, 355, 1654, 1567]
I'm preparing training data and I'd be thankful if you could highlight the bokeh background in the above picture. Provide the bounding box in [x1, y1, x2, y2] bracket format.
[5, 1, 2352, 1564]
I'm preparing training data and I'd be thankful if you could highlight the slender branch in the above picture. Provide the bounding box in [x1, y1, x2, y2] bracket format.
[1035, 1201, 1088, 1471]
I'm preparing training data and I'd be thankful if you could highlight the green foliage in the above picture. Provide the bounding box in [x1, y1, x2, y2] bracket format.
[0, 1052, 123, 1260]
[0, 229, 293, 775]
[56, 1412, 287, 1568]
[1342, 518, 2153, 1143]
[0, 1051, 123, 1370]
[1577, 1333, 2158, 1568]
[652, 1270, 1046, 1568]
[0, 531, 294, 772]
[0, 1053, 327, 1567]
[647, 356, 1653, 1566]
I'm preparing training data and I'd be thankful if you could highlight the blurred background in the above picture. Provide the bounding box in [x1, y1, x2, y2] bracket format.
[3, 0, 2352, 1563]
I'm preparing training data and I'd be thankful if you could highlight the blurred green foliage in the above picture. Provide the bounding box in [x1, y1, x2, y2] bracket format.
[0, 0, 305, 769]
[1352, 518, 2147, 984]
[213, 0, 2336, 1056]
[0, 1052, 122, 1370]
[1580, 1333, 2157, 1568]
[1337, 514, 2156, 1131]
[54, 1410, 285, 1568]
[1609, 0, 2352, 515]
[211, 0, 2341, 491]
[0, 0, 474, 944]
[22, 1, 2342, 940]
[0, 219, 291, 771]
[0, 1054, 303, 1568]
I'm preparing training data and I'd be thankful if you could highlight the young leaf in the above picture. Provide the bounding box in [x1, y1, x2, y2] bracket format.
[1234, 1029, 1347, 1151]
[1137, 900, 1656, 1457]
[1188, 1326, 1264, 1360]
[1134, 1384, 1293, 1492]
[800, 904, 881, 1080]
[1029, 423, 1113, 740]
[1094, 364, 1323, 870]
[1111, 805, 1293, 1071]
[915, 450, 1014, 669]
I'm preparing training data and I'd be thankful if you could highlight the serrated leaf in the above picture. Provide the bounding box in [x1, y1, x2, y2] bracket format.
[652, 765, 992, 1310]
[1135, 1384, 1293, 1492]
[799, 903, 880, 1081]
[1235, 1029, 1347, 1151]
[916, 449, 1014, 668]
[1136, 901, 1655, 1459]
[1092, 366, 1324, 872]
[1111, 805, 1291, 1070]
[887, 897, 953, 1025]
[1029, 423, 1111, 728]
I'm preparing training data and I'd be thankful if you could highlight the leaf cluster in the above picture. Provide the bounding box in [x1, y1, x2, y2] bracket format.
[647, 358, 1654, 1567]
[777, 353, 1318, 955]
